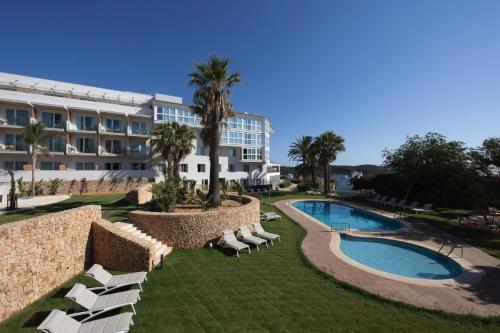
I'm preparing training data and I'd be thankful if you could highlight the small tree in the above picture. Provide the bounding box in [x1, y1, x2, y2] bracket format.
[151, 178, 179, 212]
[48, 178, 63, 195]
[21, 122, 51, 196]
[7, 170, 17, 210]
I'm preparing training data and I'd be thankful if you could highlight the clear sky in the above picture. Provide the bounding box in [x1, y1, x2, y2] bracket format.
[1, 0, 499, 166]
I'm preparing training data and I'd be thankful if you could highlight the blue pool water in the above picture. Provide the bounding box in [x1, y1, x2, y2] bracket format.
[292, 201, 402, 231]
[340, 234, 463, 279]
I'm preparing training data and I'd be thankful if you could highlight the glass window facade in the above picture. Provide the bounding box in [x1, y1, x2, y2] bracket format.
[155, 106, 198, 124]
[6, 109, 29, 126]
[76, 162, 95, 170]
[242, 148, 263, 161]
[131, 121, 148, 135]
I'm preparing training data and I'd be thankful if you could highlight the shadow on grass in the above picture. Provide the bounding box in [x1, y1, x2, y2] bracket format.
[22, 311, 51, 328]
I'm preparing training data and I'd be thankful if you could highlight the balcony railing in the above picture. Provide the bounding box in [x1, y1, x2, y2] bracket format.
[1, 118, 30, 126]
[267, 166, 280, 173]
[129, 128, 150, 135]
[100, 124, 126, 134]
[128, 148, 149, 156]
[100, 147, 125, 155]
[0, 144, 27, 152]
[66, 121, 97, 132]
[67, 144, 96, 154]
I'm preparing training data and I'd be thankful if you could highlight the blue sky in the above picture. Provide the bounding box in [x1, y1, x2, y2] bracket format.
[1, 0, 499, 166]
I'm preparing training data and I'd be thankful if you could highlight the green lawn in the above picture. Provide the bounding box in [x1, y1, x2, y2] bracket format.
[1, 194, 499, 332]
[0, 194, 135, 225]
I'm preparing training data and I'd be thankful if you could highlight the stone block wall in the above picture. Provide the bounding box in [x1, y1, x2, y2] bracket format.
[128, 195, 260, 248]
[0, 206, 155, 324]
[92, 219, 155, 272]
[21, 178, 151, 195]
[0, 206, 98, 323]
[125, 183, 153, 205]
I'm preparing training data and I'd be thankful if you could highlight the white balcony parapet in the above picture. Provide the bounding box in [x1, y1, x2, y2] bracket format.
[66, 121, 78, 131]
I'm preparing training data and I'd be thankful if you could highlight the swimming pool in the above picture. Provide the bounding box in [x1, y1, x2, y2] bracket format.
[292, 201, 402, 231]
[339, 234, 463, 279]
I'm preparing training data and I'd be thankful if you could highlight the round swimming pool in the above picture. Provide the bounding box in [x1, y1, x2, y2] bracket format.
[339, 234, 463, 280]
[292, 201, 402, 231]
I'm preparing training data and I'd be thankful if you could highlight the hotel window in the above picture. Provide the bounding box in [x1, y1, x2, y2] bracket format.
[243, 164, 250, 172]
[105, 119, 122, 133]
[228, 116, 244, 129]
[105, 162, 121, 171]
[104, 140, 122, 154]
[42, 136, 64, 152]
[229, 164, 235, 172]
[76, 162, 95, 170]
[231, 148, 237, 157]
[242, 148, 263, 161]
[76, 138, 95, 153]
[6, 109, 29, 126]
[131, 121, 147, 134]
[196, 145, 205, 155]
[41, 112, 63, 129]
[130, 140, 147, 155]
[197, 164, 205, 172]
[5, 134, 26, 151]
[41, 162, 61, 170]
[177, 109, 195, 124]
[4, 161, 14, 170]
[155, 106, 176, 122]
[131, 163, 146, 170]
[180, 164, 188, 173]
[76, 115, 96, 131]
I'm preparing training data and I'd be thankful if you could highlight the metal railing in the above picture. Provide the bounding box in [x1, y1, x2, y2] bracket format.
[438, 240, 464, 258]
[330, 222, 350, 231]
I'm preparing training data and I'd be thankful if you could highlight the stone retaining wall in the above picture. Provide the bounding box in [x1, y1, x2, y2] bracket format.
[0, 206, 154, 324]
[126, 183, 153, 205]
[128, 195, 260, 248]
[21, 178, 151, 195]
[92, 219, 155, 272]
[0, 206, 98, 323]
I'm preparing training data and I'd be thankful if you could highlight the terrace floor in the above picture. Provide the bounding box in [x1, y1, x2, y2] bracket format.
[276, 198, 500, 316]
[1, 194, 500, 332]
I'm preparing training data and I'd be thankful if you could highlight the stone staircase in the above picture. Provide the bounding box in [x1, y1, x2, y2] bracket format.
[115, 222, 172, 266]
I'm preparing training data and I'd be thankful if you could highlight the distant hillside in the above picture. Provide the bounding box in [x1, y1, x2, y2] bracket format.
[280, 164, 387, 177]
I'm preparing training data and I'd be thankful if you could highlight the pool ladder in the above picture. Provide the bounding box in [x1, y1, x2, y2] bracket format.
[330, 222, 350, 231]
[438, 240, 464, 258]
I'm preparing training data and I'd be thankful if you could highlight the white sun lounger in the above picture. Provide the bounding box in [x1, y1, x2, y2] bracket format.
[239, 226, 268, 251]
[223, 229, 251, 258]
[37, 309, 134, 333]
[401, 201, 419, 211]
[375, 197, 389, 206]
[260, 212, 281, 222]
[86, 264, 147, 294]
[412, 203, 433, 214]
[382, 198, 397, 207]
[65, 283, 140, 323]
[392, 199, 407, 209]
[252, 223, 280, 245]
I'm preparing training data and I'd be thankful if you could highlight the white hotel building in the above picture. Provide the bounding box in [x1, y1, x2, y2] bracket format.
[0, 72, 280, 188]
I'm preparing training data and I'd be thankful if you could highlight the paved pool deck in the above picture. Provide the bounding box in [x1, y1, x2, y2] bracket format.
[275, 199, 500, 316]
[0, 195, 70, 214]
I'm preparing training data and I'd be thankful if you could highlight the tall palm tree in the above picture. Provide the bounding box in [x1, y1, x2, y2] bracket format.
[172, 123, 196, 178]
[150, 123, 177, 179]
[288, 136, 314, 180]
[21, 122, 50, 196]
[314, 131, 345, 194]
[189, 55, 241, 206]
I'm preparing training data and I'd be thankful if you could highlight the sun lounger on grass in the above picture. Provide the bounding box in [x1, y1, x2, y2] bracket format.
[401, 201, 419, 211]
[38, 309, 134, 333]
[260, 212, 281, 222]
[65, 283, 140, 323]
[86, 264, 147, 294]
[222, 229, 251, 258]
[392, 199, 407, 209]
[239, 226, 268, 251]
[412, 203, 433, 214]
[252, 223, 280, 245]
[382, 198, 397, 207]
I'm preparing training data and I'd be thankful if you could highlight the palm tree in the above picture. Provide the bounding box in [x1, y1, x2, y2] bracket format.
[189, 55, 241, 206]
[288, 136, 314, 180]
[314, 131, 345, 194]
[21, 122, 50, 196]
[172, 123, 196, 178]
[150, 123, 177, 179]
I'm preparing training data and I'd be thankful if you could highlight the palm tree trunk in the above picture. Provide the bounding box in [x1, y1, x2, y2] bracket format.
[326, 162, 331, 193]
[323, 163, 328, 194]
[173, 156, 180, 179]
[163, 161, 168, 181]
[31, 152, 36, 197]
[208, 130, 221, 206]
[166, 155, 174, 178]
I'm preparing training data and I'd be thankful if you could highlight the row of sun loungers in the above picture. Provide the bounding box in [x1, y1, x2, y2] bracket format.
[222, 223, 281, 258]
[367, 196, 433, 213]
[38, 264, 147, 333]
[261, 211, 281, 222]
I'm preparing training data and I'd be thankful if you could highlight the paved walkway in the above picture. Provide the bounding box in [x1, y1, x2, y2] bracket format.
[275, 199, 500, 316]
[0, 195, 70, 214]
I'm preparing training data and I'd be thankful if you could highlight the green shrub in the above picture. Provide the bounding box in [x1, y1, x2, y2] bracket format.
[297, 180, 320, 192]
[16, 178, 28, 197]
[7, 171, 17, 210]
[279, 179, 292, 188]
[151, 178, 179, 212]
[34, 179, 44, 196]
[195, 189, 210, 211]
[48, 178, 63, 195]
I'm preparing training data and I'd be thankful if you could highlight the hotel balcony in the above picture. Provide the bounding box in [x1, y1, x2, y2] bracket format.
[128, 127, 151, 137]
[66, 121, 97, 133]
[266, 164, 280, 173]
[66, 144, 97, 155]
[42, 145, 65, 155]
[0, 117, 34, 129]
[128, 147, 150, 157]
[99, 124, 126, 136]
[99, 146, 126, 156]
[0, 144, 27, 154]
[42, 121, 65, 132]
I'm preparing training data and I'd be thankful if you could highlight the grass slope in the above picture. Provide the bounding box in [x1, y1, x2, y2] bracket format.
[1, 196, 499, 332]
[0, 194, 133, 225]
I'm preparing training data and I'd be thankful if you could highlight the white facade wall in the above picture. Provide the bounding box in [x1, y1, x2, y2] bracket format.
[0, 72, 280, 187]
